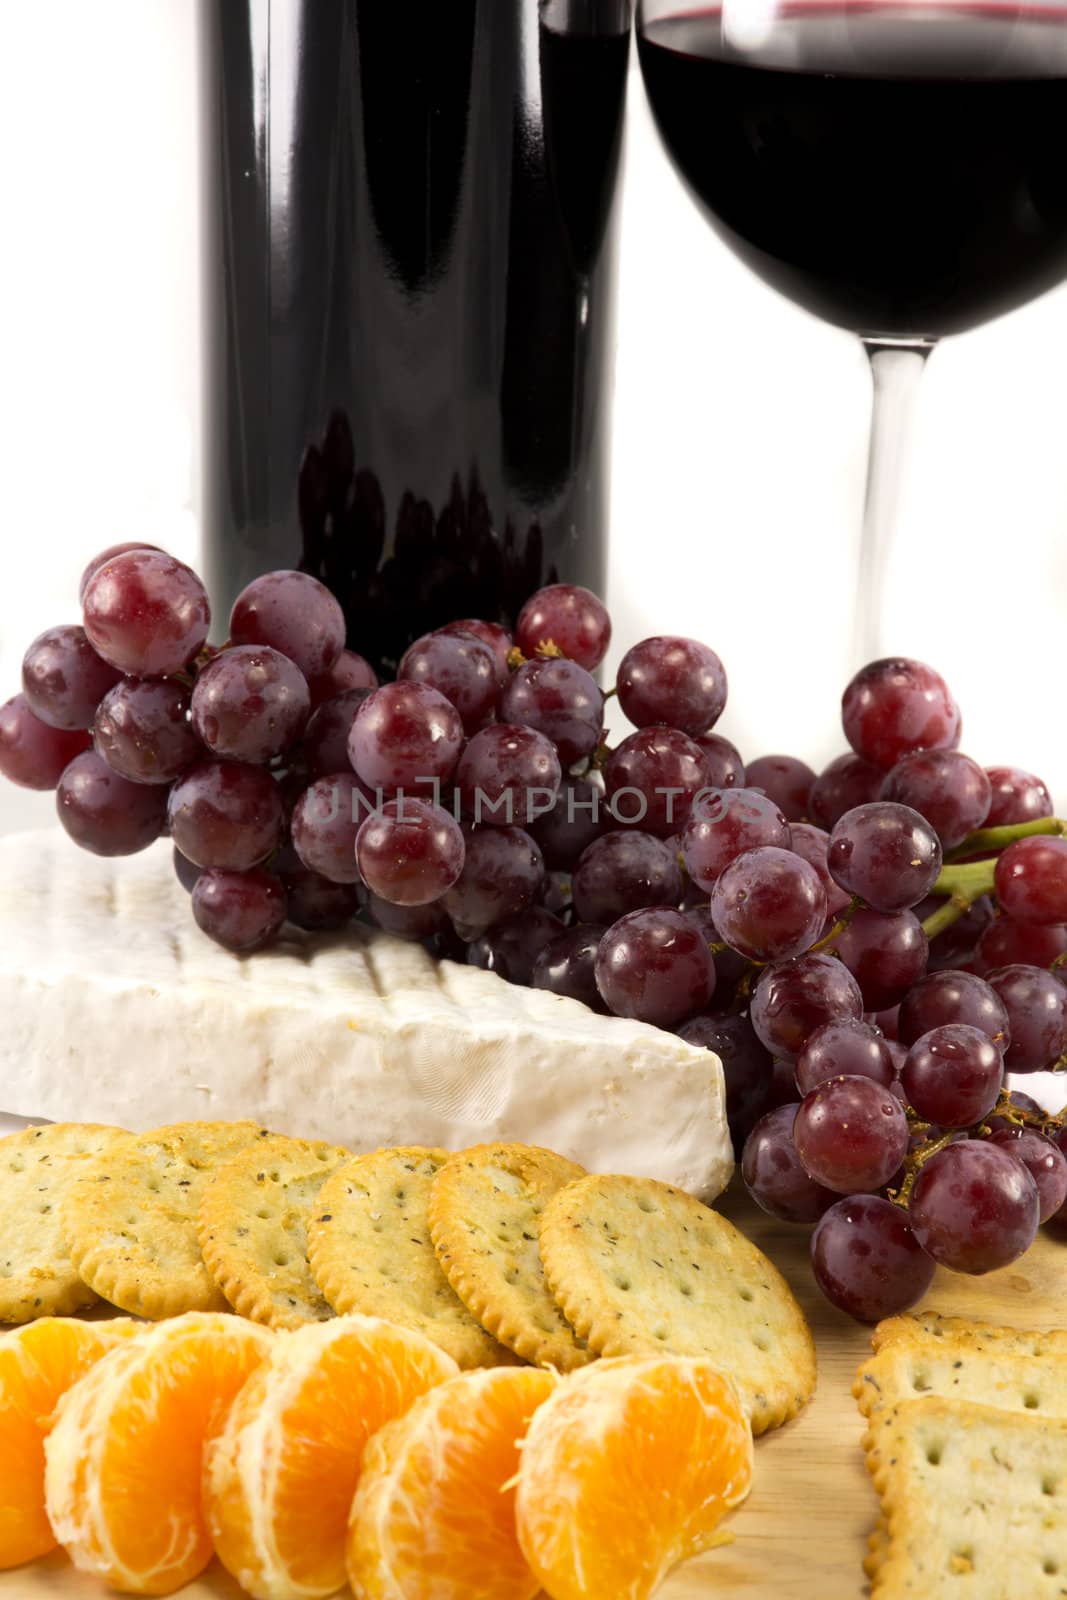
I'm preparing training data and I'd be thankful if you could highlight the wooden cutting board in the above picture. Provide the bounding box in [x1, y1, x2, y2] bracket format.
[5, 1185, 1067, 1600]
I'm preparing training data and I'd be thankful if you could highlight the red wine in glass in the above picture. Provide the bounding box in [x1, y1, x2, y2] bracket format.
[636, 1, 1067, 659]
[637, 3, 1067, 339]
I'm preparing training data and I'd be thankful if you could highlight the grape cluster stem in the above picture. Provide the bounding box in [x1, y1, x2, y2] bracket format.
[920, 817, 1067, 943]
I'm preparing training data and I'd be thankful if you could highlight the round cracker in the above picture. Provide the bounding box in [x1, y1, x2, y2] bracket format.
[60, 1121, 265, 1320]
[537, 1173, 816, 1434]
[428, 1143, 592, 1371]
[197, 1134, 351, 1329]
[307, 1147, 519, 1370]
[0, 1123, 130, 1322]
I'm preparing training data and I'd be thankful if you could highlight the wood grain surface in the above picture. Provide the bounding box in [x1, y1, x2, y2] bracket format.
[4, 1184, 1066, 1600]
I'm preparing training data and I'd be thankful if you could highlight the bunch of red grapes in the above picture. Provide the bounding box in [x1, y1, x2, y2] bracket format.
[2, 544, 1066, 1324]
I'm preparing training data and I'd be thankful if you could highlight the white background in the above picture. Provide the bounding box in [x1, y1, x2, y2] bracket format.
[1, 0, 1066, 842]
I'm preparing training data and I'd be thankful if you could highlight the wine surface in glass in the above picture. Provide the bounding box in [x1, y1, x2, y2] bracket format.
[637, 4, 1067, 337]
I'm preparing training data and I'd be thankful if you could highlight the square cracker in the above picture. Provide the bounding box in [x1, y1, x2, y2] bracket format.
[537, 1172, 815, 1434]
[863, 1397, 1067, 1598]
[855, 1339, 1067, 1424]
[872, 1310, 1067, 1359]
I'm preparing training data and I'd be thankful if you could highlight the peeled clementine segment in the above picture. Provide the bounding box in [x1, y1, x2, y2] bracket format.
[0, 1317, 139, 1569]
[204, 1314, 458, 1600]
[515, 1355, 753, 1600]
[44, 1312, 272, 1596]
[347, 1365, 556, 1600]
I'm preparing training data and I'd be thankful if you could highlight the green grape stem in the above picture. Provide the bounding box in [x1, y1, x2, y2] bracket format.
[919, 817, 1067, 943]
[889, 1093, 1066, 1209]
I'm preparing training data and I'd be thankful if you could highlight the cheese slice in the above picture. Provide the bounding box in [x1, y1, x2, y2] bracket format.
[0, 831, 733, 1199]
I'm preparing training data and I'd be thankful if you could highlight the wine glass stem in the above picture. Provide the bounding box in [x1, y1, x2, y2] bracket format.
[853, 338, 937, 666]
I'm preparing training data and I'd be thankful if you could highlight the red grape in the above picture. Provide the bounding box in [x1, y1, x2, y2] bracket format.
[291, 773, 373, 884]
[467, 908, 565, 986]
[742, 1104, 835, 1223]
[572, 830, 682, 925]
[842, 657, 961, 772]
[681, 787, 791, 891]
[83, 549, 210, 676]
[995, 836, 1067, 926]
[499, 657, 604, 766]
[173, 846, 203, 895]
[833, 908, 929, 1010]
[364, 892, 447, 942]
[880, 749, 991, 850]
[921, 894, 995, 973]
[973, 917, 1067, 975]
[809, 752, 885, 829]
[191, 867, 287, 952]
[984, 1089, 1044, 1134]
[795, 1018, 895, 1094]
[788, 822, 852, 919]
[595, 907, 715, 1028]
[897, 969, 1011, 1048]
[693, 732, 744, 790]
[443, 826, 544, 938]
[436, 619, 511, 684]
[56, 749, 168, 856]
[21, 626, 122, 730]
[750, 951, 864, 1059]
[984, 766, 1053, 827]
[168, 758, 285, 871]
[515, 584, 611, 671]
[828, 802, 942, 913]
[0, 694, 90, 790]
[308, 649, 378, 707]
[457, 723, 562, 827]
[901, 1024, 1004, 1126]
[711, 845, 826, 962]
[744, 755, 815, 823]
[278, 857, 359, 931]
[986, 964, 1067, 1073]
[94, 679, 201, 785]
[540, 869, 573, 918]
[78, 541, 163, 603]
[604, 727, 710, 836]
[399, 631, 501, 733]
[987, 1129, 1067, 1224]
[191, 645, 310, 764]
[681, 1012, 774, 1147]
[302, 689, 372, 779]
[348, 682, 465, 795]
[793, 1075, 909, 1193]
[230, 569, 345, 681]
[527, 778, 604, 869]
[811, 1196, 935, 1322]
[532, 925, 608, 1013]
[616, 635, 727, 735]
[908, 1140, 1039, 1273]
[356, 798, 465, 906]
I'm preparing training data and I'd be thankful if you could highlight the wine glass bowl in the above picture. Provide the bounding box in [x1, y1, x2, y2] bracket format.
[636, 1, 1067, 660]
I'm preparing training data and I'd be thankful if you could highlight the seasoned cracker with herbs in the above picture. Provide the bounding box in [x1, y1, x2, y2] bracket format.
[538, 1172, 816, 1434]
[197, 1134, 350, 1329]
[307, 1147, 519, 1370]
[0, 1123, 130, 1322]
[59, 1120, 264, 1319]
[429, 1142, 592, 1371]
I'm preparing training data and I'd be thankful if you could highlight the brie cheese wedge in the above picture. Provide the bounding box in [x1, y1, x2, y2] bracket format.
[0, 831, 733, 1199]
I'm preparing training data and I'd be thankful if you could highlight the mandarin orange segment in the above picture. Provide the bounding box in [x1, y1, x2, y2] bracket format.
[515, 1355, 753, 1600]
[204, 1314, 458, 1600]
[0, 1318, 139, 1569]
[44, 1311, 272, 1596]
[347, 1365, 556, 1600]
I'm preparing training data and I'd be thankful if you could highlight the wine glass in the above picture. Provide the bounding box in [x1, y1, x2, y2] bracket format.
[635, 0, 1067, 663]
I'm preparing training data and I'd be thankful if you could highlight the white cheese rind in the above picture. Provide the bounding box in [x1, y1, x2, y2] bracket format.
[0, 831, 733, 1199]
